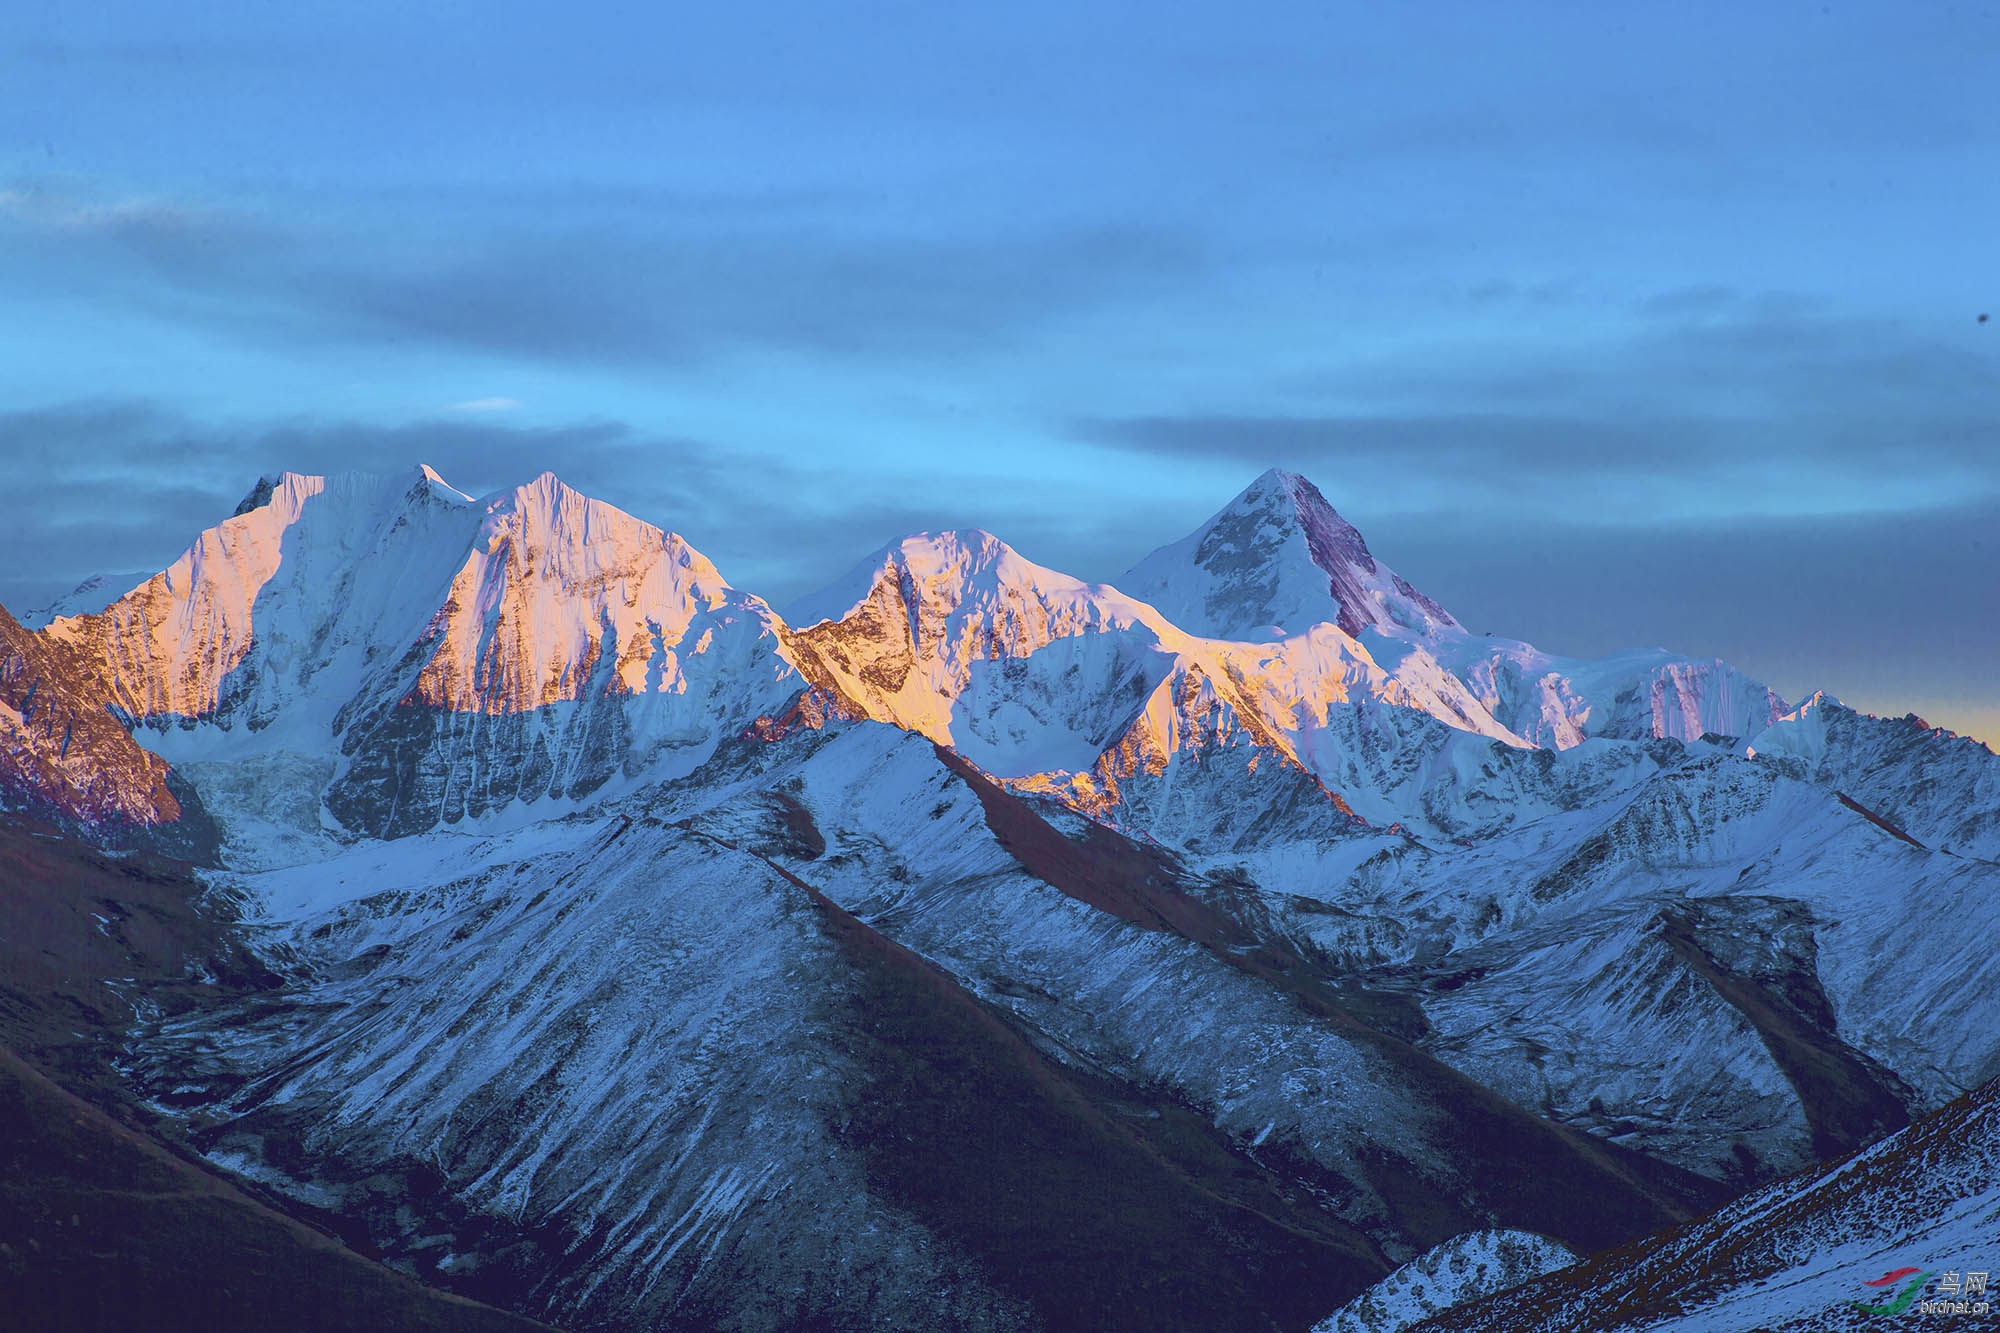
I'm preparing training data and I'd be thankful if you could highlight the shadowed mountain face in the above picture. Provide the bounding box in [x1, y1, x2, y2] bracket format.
[5, 464, 1997, 1332]
[0, 815, 551, 1333]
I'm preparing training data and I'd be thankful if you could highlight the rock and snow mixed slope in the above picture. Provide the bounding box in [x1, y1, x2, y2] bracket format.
[1123, 468, 1461, 644]
[1747, 690, 2000, 860]
[0, 602, 216, 855]
[1313, 1229, 1578, 1333]
[782, 524, 1520, 846]
[1382, 1074, 2000, 1333]
[6, 461, 1997, 1332]
[128, 715, 1726, 1330]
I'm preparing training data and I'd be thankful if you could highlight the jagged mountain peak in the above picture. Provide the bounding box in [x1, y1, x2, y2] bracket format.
[465, 469, 728, 593]
[1123, 468, 1460, 643]
[1745, 689, 2000, 858]
[485, 467, 592, 517]
[782, 527, 1186, 766]
[37, 463, 774, 740]
[861, 529, 1025, 591]
[226, 464, 478, 520]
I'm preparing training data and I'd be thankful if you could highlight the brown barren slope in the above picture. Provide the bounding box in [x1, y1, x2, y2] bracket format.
[0, 1048, 559, 1333]
[0, 814, 558, 1333]
[934, 748, 1729, 1260]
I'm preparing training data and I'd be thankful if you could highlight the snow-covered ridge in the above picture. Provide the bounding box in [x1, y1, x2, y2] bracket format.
[15, 570, 155, 630]
[1402, 1075, 2000, 1332]
[28, 466, 802, 845]
[1314, 1229, 1578, 1333]
[1747, 691, 2000, 860]
[780, 525, 1527, 838]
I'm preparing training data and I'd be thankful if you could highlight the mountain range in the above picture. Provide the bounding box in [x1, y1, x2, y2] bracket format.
[2, 464, 1994, 1331]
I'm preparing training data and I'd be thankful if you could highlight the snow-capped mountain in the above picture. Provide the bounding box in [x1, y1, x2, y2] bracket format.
[127, 719, 1719, 1331]
[5, 462, 1994, 1333]
[1125, 468, 1787, 748]
[783, 528, 1188, 773]
[14, 570, 153, 629]
[1748, 690, 2000, 860]
[1123, 468, 1461, 642]
[781, 524, 1522, 845]
[29, 468, 800, 856]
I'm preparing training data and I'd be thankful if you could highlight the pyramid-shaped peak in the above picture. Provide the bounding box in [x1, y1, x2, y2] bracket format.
[492, 469, 591, 511]
[484, 470, 658, 535]
[1121, 469, 1459, 642]
[1237, 469, 1382, 577]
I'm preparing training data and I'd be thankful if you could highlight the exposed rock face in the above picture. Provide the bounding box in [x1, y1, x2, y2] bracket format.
[0, 604, 215, 857]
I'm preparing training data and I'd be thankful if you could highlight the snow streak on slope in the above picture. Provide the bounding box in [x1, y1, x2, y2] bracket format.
[691, 723, 1715, 1260]
[126, 717, 1756, 1330]
[1375, 752, 1995, 1168]
[132, 813, 1038, 1331]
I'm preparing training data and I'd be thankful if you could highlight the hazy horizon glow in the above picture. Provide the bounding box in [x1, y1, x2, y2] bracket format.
[2, 3, 1995, 740]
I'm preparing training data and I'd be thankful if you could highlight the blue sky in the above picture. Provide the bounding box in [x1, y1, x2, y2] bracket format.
[2, 2, 1996, 739]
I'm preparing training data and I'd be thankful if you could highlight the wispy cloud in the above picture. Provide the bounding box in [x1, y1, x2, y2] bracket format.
[448, 396, 521, 413]
[0, 173, 1209, 373]
[1075, 294, 2000, 523]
